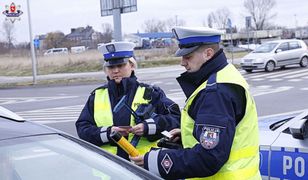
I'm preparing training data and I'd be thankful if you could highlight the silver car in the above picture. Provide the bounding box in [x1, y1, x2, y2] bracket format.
[241, 39, 308, 72]
[0, 106, 161, 180]
[259, 110, 308, 179]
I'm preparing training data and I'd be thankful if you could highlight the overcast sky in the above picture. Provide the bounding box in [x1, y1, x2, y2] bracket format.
[1, 0, 308, 43]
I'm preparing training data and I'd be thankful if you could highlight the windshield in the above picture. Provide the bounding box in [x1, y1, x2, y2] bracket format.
[0, 135, 143, 180]
[253, 42, 278, 53]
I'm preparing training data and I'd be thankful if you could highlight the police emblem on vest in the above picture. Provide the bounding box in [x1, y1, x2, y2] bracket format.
[200, 127, 220, 149]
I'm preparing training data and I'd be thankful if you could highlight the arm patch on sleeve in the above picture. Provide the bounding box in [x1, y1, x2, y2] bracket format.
[200, 126, 220, 149]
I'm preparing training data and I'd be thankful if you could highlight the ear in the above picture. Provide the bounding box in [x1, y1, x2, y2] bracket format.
[129, 61, 135, 68]
[205, 48, 215, 59]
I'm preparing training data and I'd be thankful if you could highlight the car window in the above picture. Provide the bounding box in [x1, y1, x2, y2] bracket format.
[289, 41, 301, 50]
[0, 135, 143, 180]
[53, 49, 63, 52]
[277, 42, 289, 51]
[254, 42, 278, 53]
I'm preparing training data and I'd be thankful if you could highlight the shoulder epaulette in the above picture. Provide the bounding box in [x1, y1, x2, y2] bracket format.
[138, 83, 154, 100]
[205, 73, 217, 92]
[139, 82, 149, 88]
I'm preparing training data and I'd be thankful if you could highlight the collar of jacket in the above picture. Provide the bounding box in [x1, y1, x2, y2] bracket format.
[107, 71, 138, 97]
[176, 49, 228, 99]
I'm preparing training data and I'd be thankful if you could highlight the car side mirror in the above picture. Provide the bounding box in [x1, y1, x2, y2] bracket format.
[275, 49, 282, 53]
[289, 118, 308, 140]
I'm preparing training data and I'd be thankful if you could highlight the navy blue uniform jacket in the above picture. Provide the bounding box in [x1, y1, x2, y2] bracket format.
[144, 49, 247, 179]
[76, 72, 180, 160]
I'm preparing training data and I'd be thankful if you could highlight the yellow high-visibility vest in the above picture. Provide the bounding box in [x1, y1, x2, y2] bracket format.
[94, 86, 157, 155]
[181, 64, 261, 180]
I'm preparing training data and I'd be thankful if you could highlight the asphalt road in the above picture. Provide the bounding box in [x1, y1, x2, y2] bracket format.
[1, 65, 308, 137]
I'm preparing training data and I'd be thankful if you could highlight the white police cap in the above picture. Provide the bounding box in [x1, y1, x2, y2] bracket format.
[172, 26, 224, 57]
[99, 41, 135, 67]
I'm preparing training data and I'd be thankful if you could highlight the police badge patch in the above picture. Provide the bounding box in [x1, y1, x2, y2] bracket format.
[161, 154, 173, 174]
[200, 126, 220, 149]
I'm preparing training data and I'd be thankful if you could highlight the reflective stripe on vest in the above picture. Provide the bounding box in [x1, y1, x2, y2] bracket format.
[181, 64, 261, 180]
[94, 86, 157, 155]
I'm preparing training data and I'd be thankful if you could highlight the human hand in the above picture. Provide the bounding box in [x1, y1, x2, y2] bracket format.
[169, 128, 181, 142]
[130, 123, 144, 136]
[111, 126, 131, 136]
[129, 155, 144, 167]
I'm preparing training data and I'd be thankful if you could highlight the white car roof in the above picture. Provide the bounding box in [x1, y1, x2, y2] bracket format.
[265, 39, 303, 44]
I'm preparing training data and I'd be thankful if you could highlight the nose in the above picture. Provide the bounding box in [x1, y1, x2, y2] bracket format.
[181, 57, 187, 66]
[111, 66, 120, 72]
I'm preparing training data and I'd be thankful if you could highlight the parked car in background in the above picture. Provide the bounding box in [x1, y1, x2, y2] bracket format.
[97, 43, 104, 50]
[71, 46, 86, 54]
[44, 48, 68, 56]
[241, 39, 308, 72]
[0, 106, 161, 180]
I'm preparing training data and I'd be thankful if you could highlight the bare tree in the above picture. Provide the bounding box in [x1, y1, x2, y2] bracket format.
[165, 17, 186, 31]
[207, 15, 213, 28]
[2, 21, 15, 50]
[207, 7, 231, 29]
[142, 18, 166, 33]
[101, 23, 113, 43]
[244, 0, 276, 30]
[45, 31, 65, 49]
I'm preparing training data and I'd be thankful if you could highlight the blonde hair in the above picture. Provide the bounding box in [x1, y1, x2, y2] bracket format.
[128, 57, 138, 69]
[103, 57, 137, 72]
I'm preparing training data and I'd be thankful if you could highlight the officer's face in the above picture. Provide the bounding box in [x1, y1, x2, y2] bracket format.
[105, 62, 134, 84]
[181, 48, 212, 73]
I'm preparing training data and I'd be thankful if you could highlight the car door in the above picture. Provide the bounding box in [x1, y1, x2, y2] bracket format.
[268, 133, 308, 179]
[266, 113, 308, 179]
[274, 42, 290, 66]
[288, 41, 303, 64]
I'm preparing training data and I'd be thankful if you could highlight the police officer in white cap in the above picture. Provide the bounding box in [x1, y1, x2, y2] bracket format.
[76, 41, 180, 161]
[131, 27, 261, 179]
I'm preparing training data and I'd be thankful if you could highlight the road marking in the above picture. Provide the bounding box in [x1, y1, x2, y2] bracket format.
[259, 108, 308, 119]
[0, 96, 78, 105]
[285, 71, 308, 78]
[267, 68, 308, 78]
[241, 68, 308, 80]
[300, 87, 308, 91]
[250, 78, 265, 81]
[256, 85, 272, 89]
[252, 86, 293, 97]
[287, 79, 302, 82]
[169, 89, 182, 92]
[268, 78, 283, 81]
[151, 81, 163, 84]
[244, 71, 283, 78]
[16, 105, 83, 124]
[14, 85, 295, 124]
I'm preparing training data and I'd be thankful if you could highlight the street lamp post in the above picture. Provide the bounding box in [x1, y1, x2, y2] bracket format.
[26, 0, 37, 84]
[112, 0, 122, 41]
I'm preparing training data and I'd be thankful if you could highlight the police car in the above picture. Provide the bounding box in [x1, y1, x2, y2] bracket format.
[259, 110, 308, 179]
[0, 106, 161, 180]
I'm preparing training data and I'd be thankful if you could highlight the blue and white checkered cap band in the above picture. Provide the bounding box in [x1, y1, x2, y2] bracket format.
[103, 51, 134, 60]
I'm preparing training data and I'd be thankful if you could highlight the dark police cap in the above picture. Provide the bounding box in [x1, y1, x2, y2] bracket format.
[98, 41, 135, 67]
[172, 26, 224, 57]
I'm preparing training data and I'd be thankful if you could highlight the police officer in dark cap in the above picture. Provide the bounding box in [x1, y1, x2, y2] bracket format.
[131, 27, 261, 180]
[76, 41, 180, 161]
